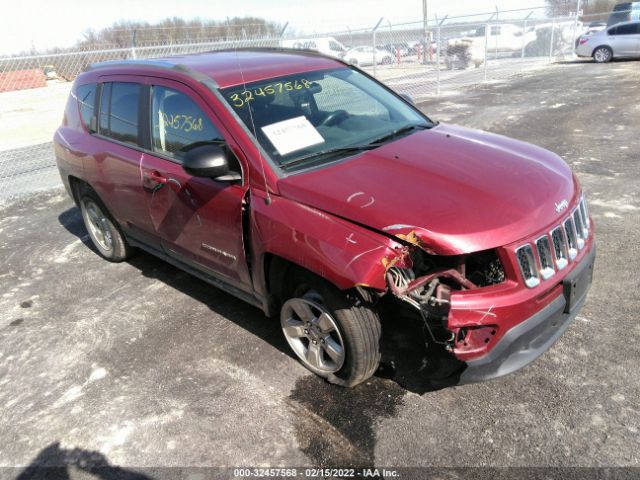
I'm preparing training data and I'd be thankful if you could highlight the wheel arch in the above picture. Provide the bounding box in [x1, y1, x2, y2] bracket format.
[248, 192, 408, 315]
[260, 252, 361, 317]
[67, 175, 120, 230]
[592, 44, 613, 58]
[66, 174, 84, 206]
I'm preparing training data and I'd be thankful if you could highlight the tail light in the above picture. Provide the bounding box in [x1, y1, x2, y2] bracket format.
[579, 38, 590, 45]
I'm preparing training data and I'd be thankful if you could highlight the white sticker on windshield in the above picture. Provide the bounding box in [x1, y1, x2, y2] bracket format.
[261, 116, 324, 156]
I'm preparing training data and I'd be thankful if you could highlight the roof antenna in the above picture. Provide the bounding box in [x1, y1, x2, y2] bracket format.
[234, 48, 272, 206]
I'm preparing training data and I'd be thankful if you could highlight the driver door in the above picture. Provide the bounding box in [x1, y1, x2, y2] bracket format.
[139, 78, 252, 291]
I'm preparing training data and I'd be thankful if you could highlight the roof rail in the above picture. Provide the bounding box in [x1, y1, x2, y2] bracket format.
[197, 46, 349, 66]
[83, 58, 217, 85]
[86, 59, 177, 71]
[83, 48, 348, 83]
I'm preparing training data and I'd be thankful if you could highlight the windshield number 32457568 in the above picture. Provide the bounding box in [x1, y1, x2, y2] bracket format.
[229, 79, 313, 108]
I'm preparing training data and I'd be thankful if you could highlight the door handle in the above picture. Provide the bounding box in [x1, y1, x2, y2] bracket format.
[147, 171, 168, 184]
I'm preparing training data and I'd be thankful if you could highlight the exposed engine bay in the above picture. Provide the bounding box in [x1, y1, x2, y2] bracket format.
[386, 247, 505, 354]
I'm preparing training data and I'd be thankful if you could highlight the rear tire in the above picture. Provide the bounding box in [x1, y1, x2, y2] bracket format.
[280, 270, 381, 387]
[78, 185, 135, 262]
[593, 46, 613, 63]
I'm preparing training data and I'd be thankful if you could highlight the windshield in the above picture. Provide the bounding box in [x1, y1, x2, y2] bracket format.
[220, 67, 432, 171]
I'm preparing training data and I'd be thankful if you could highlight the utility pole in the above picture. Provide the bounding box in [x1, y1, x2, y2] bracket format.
[572, 0, 582, 58]
[422, 0, 429, 63]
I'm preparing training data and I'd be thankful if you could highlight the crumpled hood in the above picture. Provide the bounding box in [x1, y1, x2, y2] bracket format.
[276, 123, 578, 255]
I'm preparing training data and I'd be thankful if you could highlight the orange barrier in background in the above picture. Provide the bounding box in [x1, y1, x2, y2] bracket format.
[0, 69, 46, 93]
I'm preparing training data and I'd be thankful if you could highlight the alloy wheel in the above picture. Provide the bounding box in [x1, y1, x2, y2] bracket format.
[281, 293, 346, 375]
[81, 199, 113, 253]
[594, 47, 611, 63]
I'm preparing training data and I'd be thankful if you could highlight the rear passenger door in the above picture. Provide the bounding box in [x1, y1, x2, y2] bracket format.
[139, 78, 252, 290]
[609, 23, 640, 56]
[91, 78, 158, 246]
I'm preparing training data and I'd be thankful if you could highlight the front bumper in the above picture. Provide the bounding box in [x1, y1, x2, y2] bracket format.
[457, 245, 595, 384]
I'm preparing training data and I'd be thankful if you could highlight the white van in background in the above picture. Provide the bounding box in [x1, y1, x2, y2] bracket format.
[280, 37, 347, 58]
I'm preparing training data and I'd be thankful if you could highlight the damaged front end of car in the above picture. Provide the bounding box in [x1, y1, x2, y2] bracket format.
[383, 238, 507, 363]
[368, 204, 595, 385]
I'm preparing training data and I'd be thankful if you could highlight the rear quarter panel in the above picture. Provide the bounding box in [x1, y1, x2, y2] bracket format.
[54, 81, 89, 199]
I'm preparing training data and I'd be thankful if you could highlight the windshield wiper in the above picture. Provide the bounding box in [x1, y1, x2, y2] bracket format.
[279, 124, 431, 170]
[280, 144, 378, 170]
[367, 123, 430, 146]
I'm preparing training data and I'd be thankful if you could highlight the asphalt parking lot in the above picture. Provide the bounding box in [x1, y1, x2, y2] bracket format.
[1, 60, 639, 477]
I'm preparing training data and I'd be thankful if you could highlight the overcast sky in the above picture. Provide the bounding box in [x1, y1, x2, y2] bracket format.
[1, 0, 549, 55]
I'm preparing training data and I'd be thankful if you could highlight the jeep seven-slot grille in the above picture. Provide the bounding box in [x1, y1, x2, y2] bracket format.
[516, 196, 590, 288]
[564, 217, 578, 260]
[551, 226, 569, 270]
[515, 245, 540, 288]
[535, 236, 555, 280]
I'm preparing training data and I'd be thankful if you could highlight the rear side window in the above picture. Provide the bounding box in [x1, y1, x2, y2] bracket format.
[98, 82, 141, 146]
[151, 86, 222, 161]
[76, 83, 96, 131]
[614, 23, 640, 34]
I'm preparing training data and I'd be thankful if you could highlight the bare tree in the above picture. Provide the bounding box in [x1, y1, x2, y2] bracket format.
[74, 16, 282, 50]
[545, 0, 577, 16]
[583, 0, 617, 16]
[546, 0, 617, 17]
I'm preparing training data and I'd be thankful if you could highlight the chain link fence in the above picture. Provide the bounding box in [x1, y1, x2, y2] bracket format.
[0, 6, 611, 204]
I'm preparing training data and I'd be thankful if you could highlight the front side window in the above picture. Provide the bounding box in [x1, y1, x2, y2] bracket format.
[150, 86, 222, 161]
[76, 83, 96, 131]
[99, 82, 141, 146]
[220, 67, 431, 172]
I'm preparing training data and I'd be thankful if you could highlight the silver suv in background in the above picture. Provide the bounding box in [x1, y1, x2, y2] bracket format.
[576, 20, 640, 62]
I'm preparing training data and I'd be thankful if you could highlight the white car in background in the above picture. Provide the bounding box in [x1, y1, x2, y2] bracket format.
[281, 37, 347, 58]
[575, 21, 607, 48]
[344, 46, 393, 66]
[450, 24, 536, 54]
[576, 20, 640, 62]
[445, 23, 537, 68]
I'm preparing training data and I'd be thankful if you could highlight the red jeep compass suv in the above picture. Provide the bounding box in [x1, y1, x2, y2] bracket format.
[54, 49, 595, 387]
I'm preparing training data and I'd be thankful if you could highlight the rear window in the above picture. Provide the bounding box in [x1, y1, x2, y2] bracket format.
[98, 82, 141, 146]
[76, 83, 96, 131]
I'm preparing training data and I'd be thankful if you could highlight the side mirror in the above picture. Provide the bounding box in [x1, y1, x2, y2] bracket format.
[182, 144, 239, 181]
[399, 93, 415, 105]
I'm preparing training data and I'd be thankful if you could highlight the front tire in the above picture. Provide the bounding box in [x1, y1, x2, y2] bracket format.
[78, 186, 134, 262]
[593, 46, 613, 63]
[280, 272, 381, 387]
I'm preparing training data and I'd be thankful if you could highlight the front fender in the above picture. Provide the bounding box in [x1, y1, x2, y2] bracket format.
[250, 190, 408, 295]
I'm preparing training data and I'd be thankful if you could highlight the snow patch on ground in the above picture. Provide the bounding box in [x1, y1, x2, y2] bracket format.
[53, 239, 83, 263]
